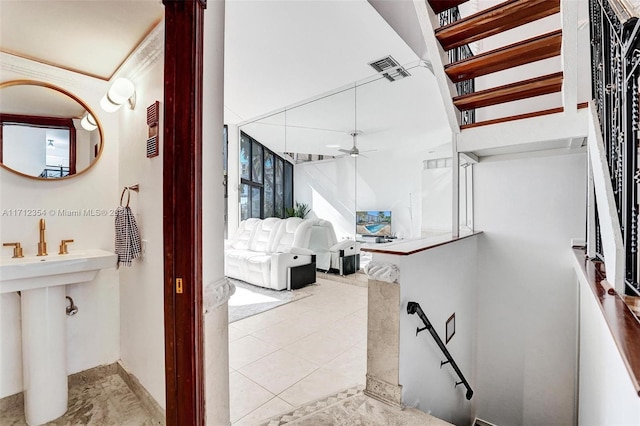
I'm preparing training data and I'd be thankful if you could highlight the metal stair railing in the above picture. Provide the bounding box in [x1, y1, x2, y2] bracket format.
[407, 301, 473, 400]
[590, 0, 640, 295]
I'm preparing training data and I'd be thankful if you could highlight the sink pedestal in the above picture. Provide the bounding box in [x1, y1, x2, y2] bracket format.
[0, 249, 117, 425]
[21, 286, 67, 425]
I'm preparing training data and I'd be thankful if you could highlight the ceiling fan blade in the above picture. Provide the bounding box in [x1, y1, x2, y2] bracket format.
[338, 149, 351, 154]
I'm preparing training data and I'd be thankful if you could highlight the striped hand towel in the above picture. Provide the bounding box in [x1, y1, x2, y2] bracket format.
[115, 206, 142, 267]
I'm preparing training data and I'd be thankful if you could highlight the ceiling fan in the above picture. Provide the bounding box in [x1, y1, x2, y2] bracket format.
[337, 130, 376, 158]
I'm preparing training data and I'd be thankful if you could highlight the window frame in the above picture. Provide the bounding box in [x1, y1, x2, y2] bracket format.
[239, 131, 293, 220]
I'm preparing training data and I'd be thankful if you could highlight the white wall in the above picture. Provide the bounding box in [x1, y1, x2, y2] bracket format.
[117, 55, 166, 408]
[0, 55, 118, 398]
[421, 165, 452, 233]
[2, 125, 46, 176]
[473, 152, 586, 425]
[577, 277, 640, 425]
[294, 156, 356, 239]
[294, 148, 427, 240]
[384, 236, 478, 426]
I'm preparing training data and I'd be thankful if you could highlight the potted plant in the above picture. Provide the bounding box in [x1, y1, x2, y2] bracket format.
[286, 201, 310, 219]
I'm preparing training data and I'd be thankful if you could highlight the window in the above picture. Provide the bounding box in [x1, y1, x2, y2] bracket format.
[240, 131, 293, 220]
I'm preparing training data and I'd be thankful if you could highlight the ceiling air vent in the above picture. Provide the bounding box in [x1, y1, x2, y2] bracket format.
[368, 55, 411, 82]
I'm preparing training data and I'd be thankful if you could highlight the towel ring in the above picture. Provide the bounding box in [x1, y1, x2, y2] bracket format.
[120, 187, 131, 207]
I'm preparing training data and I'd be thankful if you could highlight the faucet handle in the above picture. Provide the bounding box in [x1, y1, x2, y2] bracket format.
[3, 242, 24, 258]
[58, 239, 74, 255]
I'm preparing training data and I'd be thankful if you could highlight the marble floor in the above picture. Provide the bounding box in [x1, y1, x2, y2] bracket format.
[261, 385, 452, 426]
[0, 372, 158, 426]
[229, 276, 368, 425]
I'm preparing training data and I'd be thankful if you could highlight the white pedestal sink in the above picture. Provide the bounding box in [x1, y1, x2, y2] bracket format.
[0, 249, 116, 425]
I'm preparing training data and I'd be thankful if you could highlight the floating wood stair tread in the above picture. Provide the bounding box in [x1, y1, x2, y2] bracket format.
[428, 0, 470, 14]
[445, 30, 562, 83]
[460, 102, 588, 130]
[436, 0, 560, 51]
[453, 72, 563, 110]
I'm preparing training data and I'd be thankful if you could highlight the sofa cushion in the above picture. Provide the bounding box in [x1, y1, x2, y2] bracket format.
[250, 217, 282, 253]
[271, 217, 303, 252]
[231, 218, 261, 250]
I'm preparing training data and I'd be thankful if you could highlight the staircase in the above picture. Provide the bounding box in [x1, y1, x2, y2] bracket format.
[428, 0, 576, 129]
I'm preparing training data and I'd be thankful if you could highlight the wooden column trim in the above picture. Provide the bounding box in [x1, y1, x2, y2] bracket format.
[162, 0, 206, 425]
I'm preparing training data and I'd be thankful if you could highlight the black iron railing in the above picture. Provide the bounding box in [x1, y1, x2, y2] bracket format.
[407, 301, 473, 400]
[439, 6, 476, 126]
[39, 165, 70, 178]
[590, 0, 640, 295]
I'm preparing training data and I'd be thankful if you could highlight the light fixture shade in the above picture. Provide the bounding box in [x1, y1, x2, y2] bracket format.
[108, 78, 135, 105]
[100, 94, 120, 112]
[80, 113, 97, 131]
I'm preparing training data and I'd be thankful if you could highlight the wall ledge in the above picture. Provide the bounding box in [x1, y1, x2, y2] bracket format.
[572, 248, 640, 396]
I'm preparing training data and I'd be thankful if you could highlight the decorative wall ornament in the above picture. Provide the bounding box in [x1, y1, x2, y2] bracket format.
[364, 261, 400, 283]
[203, 277, 235, 313]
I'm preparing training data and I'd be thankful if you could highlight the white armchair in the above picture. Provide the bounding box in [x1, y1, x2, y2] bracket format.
[308, 219, 360, 275]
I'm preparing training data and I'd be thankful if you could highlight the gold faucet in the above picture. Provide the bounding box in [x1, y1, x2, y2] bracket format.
[59, 239, 74, 255]
[37, 218, 47, 256]
[3, 242, 24, 258]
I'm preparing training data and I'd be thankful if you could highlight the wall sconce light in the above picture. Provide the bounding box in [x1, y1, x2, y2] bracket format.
[100, 77, 136, 112]
[80, 113, 97, 131]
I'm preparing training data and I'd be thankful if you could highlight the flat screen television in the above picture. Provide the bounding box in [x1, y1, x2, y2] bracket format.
[356, 210, 392, 237]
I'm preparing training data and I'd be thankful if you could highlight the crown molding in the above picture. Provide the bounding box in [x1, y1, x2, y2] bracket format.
[0, 52, 107, 92]
[114, 20, 164, 82]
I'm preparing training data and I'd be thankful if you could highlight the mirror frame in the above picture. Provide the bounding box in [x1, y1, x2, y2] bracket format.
[0, 79, 104, 181]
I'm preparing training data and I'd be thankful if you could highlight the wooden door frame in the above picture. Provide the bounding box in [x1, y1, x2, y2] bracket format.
[162, 0, 206, 424]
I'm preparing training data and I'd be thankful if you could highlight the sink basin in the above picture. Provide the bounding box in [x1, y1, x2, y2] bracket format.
[0, 248, 116, 425]
[0, 249, 116, 293]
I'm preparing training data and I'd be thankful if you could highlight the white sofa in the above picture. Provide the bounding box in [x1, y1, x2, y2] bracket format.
[224, 217, 317, 290]
[307, 219, 361, 275]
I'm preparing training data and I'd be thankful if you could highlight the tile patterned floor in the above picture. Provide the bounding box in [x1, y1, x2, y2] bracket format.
[0, 276, 366, 426]
[229, 277, 368, 425]
[0, 373, 158, 426]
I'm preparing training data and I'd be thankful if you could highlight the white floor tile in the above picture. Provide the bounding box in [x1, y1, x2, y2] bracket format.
[232, 307, 286, 334]
[232, 397, 294, 426]
[228, 277, 368, 417]
[282, 331, 354, 365]
[239, 349, 319, 395]
[229, 324, 249, 342]
[229, 371, 275, 423]
[324, 344, 367, 385]
[278, 367, 360, 408]
[229, 335, 279, 370]
[250, 317, 321, 348]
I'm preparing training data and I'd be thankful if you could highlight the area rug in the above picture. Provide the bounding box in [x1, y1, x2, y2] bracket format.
[228, 279, 313, 323]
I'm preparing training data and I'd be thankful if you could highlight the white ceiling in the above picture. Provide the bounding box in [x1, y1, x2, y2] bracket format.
[225, 0, 451, 156]
[0, 0, 164, 80]
[0, 0, 451, 157]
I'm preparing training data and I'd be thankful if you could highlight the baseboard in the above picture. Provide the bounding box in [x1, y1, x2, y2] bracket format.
[69, 362, 119, 387]
[363, 374, 404, 409]
[117, 361, 165, 425]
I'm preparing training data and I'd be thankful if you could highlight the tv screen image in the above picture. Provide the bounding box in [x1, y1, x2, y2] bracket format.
[356, 210, 392, 237]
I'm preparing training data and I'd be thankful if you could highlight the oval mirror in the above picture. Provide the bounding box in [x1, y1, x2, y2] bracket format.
[0, 80, 103, 180]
